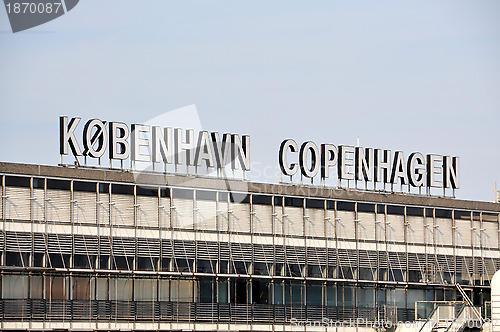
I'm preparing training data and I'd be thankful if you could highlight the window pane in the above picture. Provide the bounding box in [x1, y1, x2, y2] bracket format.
[30, 275, 43, 299]
[109, 278, 132, 301]
[2, 275, 28, 298]
[46, 276, 68, 300]
[73, 277, 92, 300]
[96, 277, 108, 300]
[134, 278, 157, 301]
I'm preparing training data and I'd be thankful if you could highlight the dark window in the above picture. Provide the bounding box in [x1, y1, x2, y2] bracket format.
[5, 252, 29, 267]
[358, 268, 375, 280]
[253, 262, 271, 276]
[5, 176, 30, 188]
[425, 208, 434, 218]
[33, 178, 44, 189]
[307, 265, 325, 278]
[160, 188, 170, 198]
[327, 266, 337, 278]
[306, 199, 324, 209]
[137, 257, 157, 271]
[48, 253, 70, 268]
[273, 196, 283, 206]
[252, 194, 272, 206]
[377, 205, 385, 214]
[230, 192, 250, 204]
[326, 200, 335, 210]
[252, 279, 270, 304]
[74, 254, 96, 269]
[73, 181, 96, 193]
[357, 203, 375, 213]
[111, 256, 133, 270]
[98, 183, 110, 193]
[338, 266, 354, 279]
[197, 260, 215, 273]
[136, 186, 158, 197]
[47, 179, 70, 190]
[285, 264, 303, 277]
[111, 184, 134, 195]
[230, 279, 248, 304]
[174, 258, 192, 272]
[99, 255, 109, 269]
[199, 278, 216, 303]
[274, 263, 284, 276]
[33, 253, 44, 267]
[408, 270, 423, 282]
[407, 207, 424, 217]
[160, 258, 170, 271]
[337, 201, 355, 211]
[219, 260, 229, 274]
[231, 261, 250, 274]
[306, 282, 322, 305]
[454, 210, 471, 220]
[196, 190, 216, 201]
[389, 269, 405, 282]
[285, 197, 303, 208]
[435, 209, 452, 219]
[387, 205, 404, 215]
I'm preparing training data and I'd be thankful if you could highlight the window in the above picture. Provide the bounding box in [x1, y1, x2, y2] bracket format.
[96, 277, 108, 300]
[46, 276, 68, 300]
[74, 254, 96, 269]
[199, 278, 216, 303]
[137, 257, 157, 271]
[161, 258, 170, 271]
[111, 256, 133, 270]
[2, 274, 28, 298]
[174, 259, 193, 273]
[109, 278, 132, 301]
[48, 254, 70, 268]
[99, 255, 109, 269]
[230, 279, 248, 304]
[197, 260, 215, 273]
[285, 264, 304, 277]
[285, 281, 303, 305]
[306, 282, 322, 305]
[171, 279, 194, 302]
[33, 253, 44, 267]
[134, 278, 157, 301]
[73, 277, 92, 300]
[5, 252, 29, 267]
[218, 278, 228, 303]
[273, 282, 283, 304]
[252, 279, 270, 304]
[231, 261, 249, 274]
[253, 262, 271, 276]
[274, 263, 284, 276]
[30, 275, 43, 299]
[307, 265, 325, 278]
[219, 260, 229, 274]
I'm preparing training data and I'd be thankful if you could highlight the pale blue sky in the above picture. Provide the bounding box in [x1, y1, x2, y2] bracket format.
[0, 1, 499, 201]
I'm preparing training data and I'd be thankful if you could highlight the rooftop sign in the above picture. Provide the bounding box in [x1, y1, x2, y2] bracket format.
[278, 139, 460, 190]
[59, 116, 460, 192]
[59, 116, 250, 172]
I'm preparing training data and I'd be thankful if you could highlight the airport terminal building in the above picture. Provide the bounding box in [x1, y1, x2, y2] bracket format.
[1, 161, 499, 331]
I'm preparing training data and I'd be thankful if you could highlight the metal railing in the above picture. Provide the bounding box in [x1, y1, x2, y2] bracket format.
[0, 299, 413, 325]
[416, 301, 483, 332]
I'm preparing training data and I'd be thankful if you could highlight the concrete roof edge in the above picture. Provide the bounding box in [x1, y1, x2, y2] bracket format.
[0, 161, 499, 213]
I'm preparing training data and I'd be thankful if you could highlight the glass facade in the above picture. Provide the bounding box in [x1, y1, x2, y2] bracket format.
[0, 170, 499, 329]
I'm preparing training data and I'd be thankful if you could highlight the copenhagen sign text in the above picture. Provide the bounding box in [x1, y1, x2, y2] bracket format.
[59, 116, 250, 171]
[278, 139, 459, 189]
